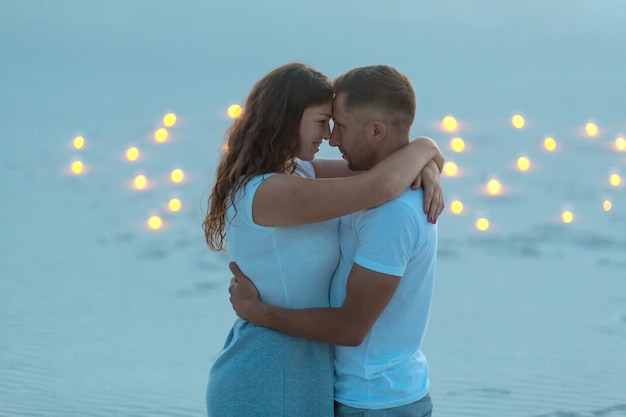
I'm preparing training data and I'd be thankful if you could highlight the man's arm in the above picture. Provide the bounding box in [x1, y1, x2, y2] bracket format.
[229, 262, 400, 347]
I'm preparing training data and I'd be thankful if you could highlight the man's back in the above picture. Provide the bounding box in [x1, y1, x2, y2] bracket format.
[330, 188, 437, 409]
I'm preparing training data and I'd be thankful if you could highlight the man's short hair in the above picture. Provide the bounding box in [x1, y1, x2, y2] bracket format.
[333, 65, 416, 126]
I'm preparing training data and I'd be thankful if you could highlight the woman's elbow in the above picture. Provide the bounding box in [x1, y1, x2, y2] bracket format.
[375, 174, 403, 202]
[433, 150, 445, 172]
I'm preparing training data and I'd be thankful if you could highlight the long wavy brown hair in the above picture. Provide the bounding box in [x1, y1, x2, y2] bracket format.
[203, 63, 333, 251]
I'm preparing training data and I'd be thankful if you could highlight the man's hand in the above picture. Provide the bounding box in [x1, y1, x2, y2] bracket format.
[228, 262, 261, 321]
[411, 160, 444, 223]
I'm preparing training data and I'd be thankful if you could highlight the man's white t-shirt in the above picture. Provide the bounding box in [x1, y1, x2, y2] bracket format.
[330, 188, 437, 409]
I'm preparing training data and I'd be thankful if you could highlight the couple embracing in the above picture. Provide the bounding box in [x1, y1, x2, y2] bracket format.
[204, 63, 443, 417]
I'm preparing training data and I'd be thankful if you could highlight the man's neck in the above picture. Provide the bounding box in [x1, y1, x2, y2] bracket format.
[371, 135, 410, 167]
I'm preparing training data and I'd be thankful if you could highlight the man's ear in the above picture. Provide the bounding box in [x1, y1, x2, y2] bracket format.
[371, 121, 387, 143]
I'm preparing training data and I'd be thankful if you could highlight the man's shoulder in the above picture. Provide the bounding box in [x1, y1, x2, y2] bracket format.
[352, 188, 426, 231]
[368, 188, 425, 216]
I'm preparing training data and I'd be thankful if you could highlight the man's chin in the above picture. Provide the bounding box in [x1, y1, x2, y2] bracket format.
[348, 162, 364, 172]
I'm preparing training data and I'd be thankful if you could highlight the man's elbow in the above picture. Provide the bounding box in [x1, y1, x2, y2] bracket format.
[337, 325, 369, 347]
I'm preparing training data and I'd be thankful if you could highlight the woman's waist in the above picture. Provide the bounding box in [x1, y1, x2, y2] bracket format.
[232, 318, 332, 349]
[235, 266, 334, 308]
[255, 275, 331, 307]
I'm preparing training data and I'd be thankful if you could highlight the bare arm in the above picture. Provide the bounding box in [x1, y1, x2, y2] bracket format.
[314, 155, 444, 222]
[229, 262, 399, 346]
[312, 135, 444, 179]
[413, 160, 445, 220]
[254, 136, 443, 226]
[311, 158, 360, 178]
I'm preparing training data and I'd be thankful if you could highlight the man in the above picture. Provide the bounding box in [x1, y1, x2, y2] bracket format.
[230, 65, 439, 417]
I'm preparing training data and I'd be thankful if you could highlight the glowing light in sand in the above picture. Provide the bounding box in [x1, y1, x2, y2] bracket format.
[615, 136, 626, 151]
[155, 128, 169, 143]
[486, 179, 502, 195]
[603, 200, 612, 212]
[443, 161, 458, 177]
[70, 160, 84, 175]
[450, 200, 463, 214]
[228, 104, 243, 119]
[134, 174, 148, 190]
[73, 136, 85, 150]
[147, 215, 163, 230]
[475, 218, 490, 231]
[512, 115, 525, 129]
[543, 137, 557, 152]
[585, 122, 598, 137]
[562, 211, 574, 224]
[163, 113, 177, 127]
[609, 174, 621, 187]
[126, 147, 140, 162]
[441, 115, 458, 132]
[517, 156, 531, 172]
[169, 198, 182, 212]
[450, 137, 465, 153]
[170, 169, 185, 183]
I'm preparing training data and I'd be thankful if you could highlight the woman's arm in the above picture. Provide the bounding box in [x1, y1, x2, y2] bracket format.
[311, 158, 360, 178]
[253, 136, 443, 226]
[313, 143, 444, 220]
[312, 135, 444, 179]
[414, 160, 445, 220]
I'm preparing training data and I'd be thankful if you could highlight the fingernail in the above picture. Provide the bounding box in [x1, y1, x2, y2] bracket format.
[434, 218, 437, 224]
[425, 209, 430, 215]
[429, 217, 434, 223]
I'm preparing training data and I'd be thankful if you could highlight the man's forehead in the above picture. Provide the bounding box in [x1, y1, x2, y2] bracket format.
[331, 93, 348, 117]
[334, 95, 386, 123]
[332, 92, 347, 106]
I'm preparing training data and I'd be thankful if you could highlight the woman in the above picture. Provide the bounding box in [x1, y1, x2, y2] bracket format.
[203, 63, 443, 417]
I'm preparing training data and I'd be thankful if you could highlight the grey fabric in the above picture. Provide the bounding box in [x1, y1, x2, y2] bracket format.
[207, 319, 334, 417]
[334, 394, 432, 417]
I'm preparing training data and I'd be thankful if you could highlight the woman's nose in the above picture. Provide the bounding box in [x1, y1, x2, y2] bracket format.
[323, 123, 331, 139]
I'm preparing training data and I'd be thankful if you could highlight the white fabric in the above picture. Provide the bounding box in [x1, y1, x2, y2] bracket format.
[330, 188, 437, 409]
[209, 161, 336, 416]
[294, 159, 316, 178]
[225, 161, 340, 309]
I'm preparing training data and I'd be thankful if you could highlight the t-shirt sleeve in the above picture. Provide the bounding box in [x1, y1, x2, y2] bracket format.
[352, 200, 422, 277]
[229, 174, 276, 229]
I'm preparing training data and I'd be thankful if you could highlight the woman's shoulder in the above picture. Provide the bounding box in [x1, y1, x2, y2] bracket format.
[233, 172, 278, 201]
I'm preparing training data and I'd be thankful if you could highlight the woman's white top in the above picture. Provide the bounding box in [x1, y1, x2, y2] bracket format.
[225, 161, 340, 308]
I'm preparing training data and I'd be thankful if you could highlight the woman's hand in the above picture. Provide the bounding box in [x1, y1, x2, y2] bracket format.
[411, 160, 444, 223]
[228, 262, 261, 321]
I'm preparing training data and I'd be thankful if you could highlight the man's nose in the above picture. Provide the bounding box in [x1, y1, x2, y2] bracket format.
[329, 128, 339, 147]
